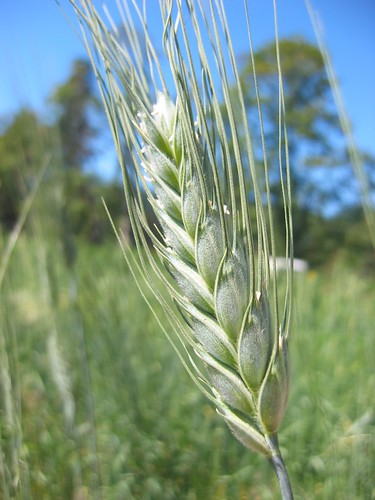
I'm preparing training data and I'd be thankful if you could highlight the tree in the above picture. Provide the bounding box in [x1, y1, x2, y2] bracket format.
[51, 59, 100, 170]
[50, 59, 113, 247]
[230, 38, 352, 257]
[247, 38, 340, 163]
[0, 110, 54, 229]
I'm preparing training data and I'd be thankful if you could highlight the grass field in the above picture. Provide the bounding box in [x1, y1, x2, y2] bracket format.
[1, 234, 374, 499]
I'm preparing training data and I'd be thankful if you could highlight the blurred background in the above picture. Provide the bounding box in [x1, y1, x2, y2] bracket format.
[0, 1, 374, 498]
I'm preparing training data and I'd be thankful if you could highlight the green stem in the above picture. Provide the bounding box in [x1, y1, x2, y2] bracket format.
[266, 434, 294, 500]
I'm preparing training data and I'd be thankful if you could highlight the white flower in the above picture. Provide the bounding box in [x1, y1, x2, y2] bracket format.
[151, 92, 175, 135]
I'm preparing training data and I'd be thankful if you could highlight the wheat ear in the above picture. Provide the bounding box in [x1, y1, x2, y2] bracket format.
[138, 92, 290, 451]
[68, 0, 294, 497]
[138, 93, 292, 494]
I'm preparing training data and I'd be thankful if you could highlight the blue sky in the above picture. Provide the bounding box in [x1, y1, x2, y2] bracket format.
[1, 0, 374, 168]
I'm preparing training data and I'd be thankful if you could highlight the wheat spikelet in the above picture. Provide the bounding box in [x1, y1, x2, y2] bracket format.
[138, 92, 290, 455]
[68, 0, 294, 496]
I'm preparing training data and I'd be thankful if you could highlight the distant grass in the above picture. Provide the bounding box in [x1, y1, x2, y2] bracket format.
[1, 236, 374, 498]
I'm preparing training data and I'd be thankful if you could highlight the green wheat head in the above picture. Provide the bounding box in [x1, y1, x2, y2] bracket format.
[137, 92, 290, 454]
[68, 0, 294, 488]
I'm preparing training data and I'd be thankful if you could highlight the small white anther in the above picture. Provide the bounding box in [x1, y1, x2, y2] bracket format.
[223, 205, 230, 215]
[256, 290, 261, 301]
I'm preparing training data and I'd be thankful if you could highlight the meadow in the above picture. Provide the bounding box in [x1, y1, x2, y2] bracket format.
[1, 0, 374, 496]
[1, 230, 374, 499]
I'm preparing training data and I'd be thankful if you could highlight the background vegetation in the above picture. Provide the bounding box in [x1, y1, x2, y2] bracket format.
[0, 35, 374, 498]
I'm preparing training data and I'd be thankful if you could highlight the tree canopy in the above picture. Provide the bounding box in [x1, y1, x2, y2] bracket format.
[0, 110, 55, 229]
[0, 43, 373, 268]
[51, 59, 100, 170]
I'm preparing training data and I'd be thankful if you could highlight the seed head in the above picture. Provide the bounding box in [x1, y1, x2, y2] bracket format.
[139, 92, 290, 454]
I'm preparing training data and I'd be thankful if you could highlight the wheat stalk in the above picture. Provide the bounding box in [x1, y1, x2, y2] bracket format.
[67, 0, 294, 497]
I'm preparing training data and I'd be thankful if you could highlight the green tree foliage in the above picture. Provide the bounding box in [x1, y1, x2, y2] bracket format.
[0, 60, 125, 244]
[247, 38, 340, 166]
[51, 59, 100, 170]
[50, 59, 122, 246]
[62, 171, 125, 244]
[220, 37, 375, 268]
[0, 51, 371, 265]
[228, 38, 373, 264]
[0, 110, 55, 229]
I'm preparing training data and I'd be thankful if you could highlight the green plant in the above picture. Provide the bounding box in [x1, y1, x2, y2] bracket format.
[68, 0, 294, 497]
